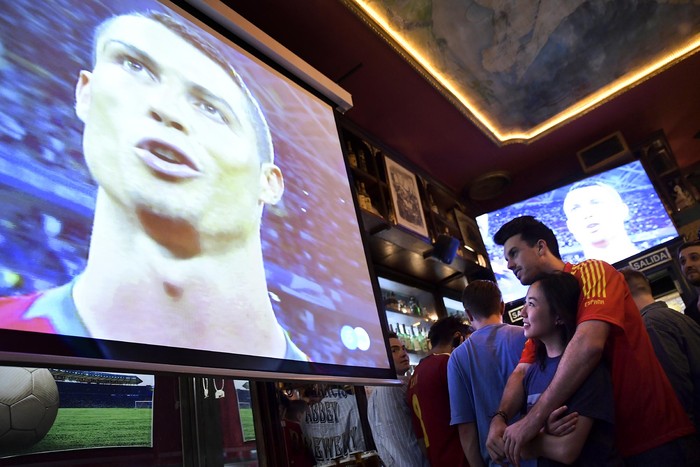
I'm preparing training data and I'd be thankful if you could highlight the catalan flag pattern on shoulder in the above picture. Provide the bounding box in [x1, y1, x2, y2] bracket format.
[571, 260, 607, 299]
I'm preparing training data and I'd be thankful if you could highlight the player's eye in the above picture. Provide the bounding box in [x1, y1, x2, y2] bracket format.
[194, 100, 229, 124]
[118, 54, 155, 81]
[124, 58, 142, 72]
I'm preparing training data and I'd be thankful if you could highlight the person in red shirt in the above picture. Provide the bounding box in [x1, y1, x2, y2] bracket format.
[485, 216, 698, 466]
[407, 316, 472, 467]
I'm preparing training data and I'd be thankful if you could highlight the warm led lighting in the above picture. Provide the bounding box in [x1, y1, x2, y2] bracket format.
[351, 0, 700, 145]
[352, 0, 500, 137]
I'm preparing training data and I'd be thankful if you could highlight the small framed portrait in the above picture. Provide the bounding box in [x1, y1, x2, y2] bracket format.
[455, 209, 483, 253]
[385, 157, 429, 238]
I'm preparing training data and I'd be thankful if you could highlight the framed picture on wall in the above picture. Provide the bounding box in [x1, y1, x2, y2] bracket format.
[455, 209, 482, 253]
[385, 157, 429, 238]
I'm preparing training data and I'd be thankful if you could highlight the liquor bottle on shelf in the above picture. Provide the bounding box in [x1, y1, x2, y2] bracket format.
[357, 182, 383, 217]
[388, 206, 396, 224]
[408, 296, 421, 316]
[421, 328, 433, 353]
[429, 194, 440, 215]
[397, 323, 413, 352]
[346, 140, 358, 168]
[357, 146, 368, 172]
[393, 323, 402, 347]
[410, 326, 422, 353]
[356, 182, 372, 211]
[406, 325, 416, 352]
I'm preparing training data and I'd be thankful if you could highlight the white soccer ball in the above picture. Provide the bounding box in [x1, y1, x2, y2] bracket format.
[0, 367, 59, 449]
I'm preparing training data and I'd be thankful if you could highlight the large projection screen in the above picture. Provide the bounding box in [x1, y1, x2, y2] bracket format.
[0, 0, 394, 382]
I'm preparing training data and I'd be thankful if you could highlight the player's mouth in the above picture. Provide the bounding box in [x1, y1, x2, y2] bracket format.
[135, 139, 202, 179]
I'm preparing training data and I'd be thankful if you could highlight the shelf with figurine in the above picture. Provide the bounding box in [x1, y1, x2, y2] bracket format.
[343, 130, 395, 230]
[636, 130, 700, 223]
[424, 181, 460, 235]
[344, 133, 383, 182]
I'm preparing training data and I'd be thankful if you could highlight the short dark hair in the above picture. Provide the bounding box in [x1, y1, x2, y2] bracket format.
[530, 272, 579, 367]
[462, 280, 502, 320]
[620, 267, 652, 296]
[93, 11, 232, 83]
[427, 315, 471, 347]
[493, 216, 561, 260]
[678, 239, 700, 259]
[387, 331, 398, 340]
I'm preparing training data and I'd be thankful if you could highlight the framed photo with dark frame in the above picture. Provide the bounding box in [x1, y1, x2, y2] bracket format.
[455, 209, 482, 253]
[385, 157, 429, 238]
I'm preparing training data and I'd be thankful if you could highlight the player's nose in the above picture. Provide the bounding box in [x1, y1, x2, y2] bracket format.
[148, 88, 188, 133]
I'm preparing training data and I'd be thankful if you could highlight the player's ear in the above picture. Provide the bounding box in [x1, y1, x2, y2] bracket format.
[621, 201, 630, 220]
[75, 70, 92, 123]
[565, 217, 574, 234]
[259, 162, 284, 205]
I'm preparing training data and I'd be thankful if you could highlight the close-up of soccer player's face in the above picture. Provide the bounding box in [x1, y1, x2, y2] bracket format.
[76, 15, 279, 239]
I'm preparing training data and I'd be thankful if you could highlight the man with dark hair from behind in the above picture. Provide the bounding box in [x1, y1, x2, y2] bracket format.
[447, 280, 529, 466]
[485, 215, 697, 466]
[0, 10, 308, 360]
[621, 267, 700, 432]
[678, 239, 700, 325]
[407, 315, 472, 467]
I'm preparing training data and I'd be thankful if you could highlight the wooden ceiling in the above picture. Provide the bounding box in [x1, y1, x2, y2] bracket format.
[221, 0, 700, 216]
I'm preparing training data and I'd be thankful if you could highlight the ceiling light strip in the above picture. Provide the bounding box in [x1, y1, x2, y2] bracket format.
[352, 1, 700, 145]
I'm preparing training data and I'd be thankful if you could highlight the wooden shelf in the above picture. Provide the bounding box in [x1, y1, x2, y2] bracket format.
[343, 127, 488, 294]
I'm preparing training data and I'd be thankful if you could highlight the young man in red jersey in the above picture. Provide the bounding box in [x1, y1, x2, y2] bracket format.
[407, 316, 471, 466]
[485, 216, 698, 466]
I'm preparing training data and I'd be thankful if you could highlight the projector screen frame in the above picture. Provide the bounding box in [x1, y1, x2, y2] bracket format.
[0, 0, 397, 384]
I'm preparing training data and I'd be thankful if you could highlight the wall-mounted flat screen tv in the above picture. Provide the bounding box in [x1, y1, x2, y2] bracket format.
[476, 160, 678, 303]
[0, 0, 393, 382]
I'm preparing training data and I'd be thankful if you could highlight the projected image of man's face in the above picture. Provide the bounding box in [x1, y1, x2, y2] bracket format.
[563, 184, 629, 248]
[76, 15, 267, 239]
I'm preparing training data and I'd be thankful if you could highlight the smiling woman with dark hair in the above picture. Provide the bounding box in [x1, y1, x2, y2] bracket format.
[517, 272, 622, 466]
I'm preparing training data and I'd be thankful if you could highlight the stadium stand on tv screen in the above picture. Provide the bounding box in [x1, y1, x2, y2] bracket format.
[477, 160, 678, 303]
[0, 0, 394, 382]
[0, 367, 155, 457]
